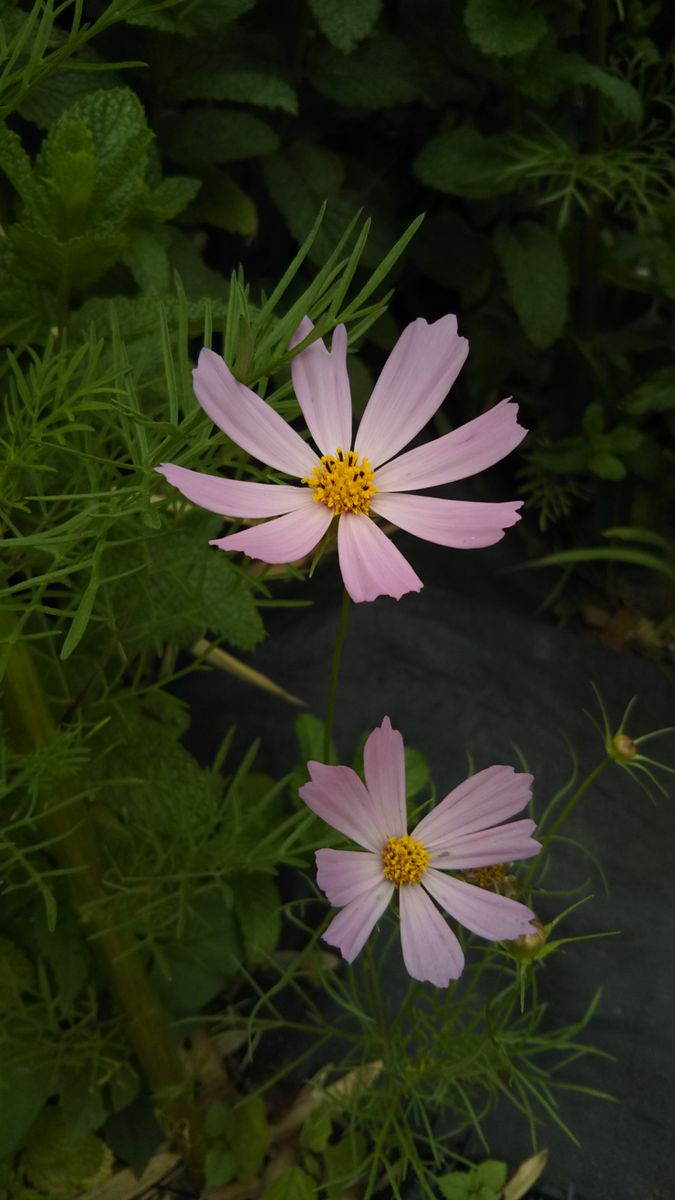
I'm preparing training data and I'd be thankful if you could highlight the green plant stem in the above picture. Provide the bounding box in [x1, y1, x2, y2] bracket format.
[526, 755, 611, 884]
[1, 629, 205, 1179]
[323, 587, 350, 762]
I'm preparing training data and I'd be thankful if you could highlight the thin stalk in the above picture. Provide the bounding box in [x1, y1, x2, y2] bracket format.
[1, 628, 205, 1179]
[577, 0, 609, 342]
[526, 755, 611, 884]
[323, 588, 350, 762]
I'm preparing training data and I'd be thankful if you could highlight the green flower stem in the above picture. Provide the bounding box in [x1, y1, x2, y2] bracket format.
[526, 755, 611, 885]
[323, 587, 351, 762]
[1, 630, 205, 1178]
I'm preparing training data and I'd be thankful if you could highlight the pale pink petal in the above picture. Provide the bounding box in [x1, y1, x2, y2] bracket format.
[193, 347, 318, 477]
[354, 316, 468, 466]
[211, 500, 331, 563]
[375, 400, 527, 492]
[423, 870, 536, 941]
[316, 848, 383, 907]
[290, 318, 352, 455]
[428, 820, 541, 870]
[156, 463, 307, 517]
[370, 493, 522, 549]
[337, 513, 423, 603]
[413, 766, 533, 849]
[362, 717, 406, 839]
[399, 885, 465, 986]
[322, 879, 394, 962]
[299, 762, 388, 851]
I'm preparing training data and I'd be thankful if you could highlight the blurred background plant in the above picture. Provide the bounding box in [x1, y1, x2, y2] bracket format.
[0, 0, 673, 1194]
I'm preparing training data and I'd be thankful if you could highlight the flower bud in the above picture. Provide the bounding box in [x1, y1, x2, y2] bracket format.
[611, 732, 637, 762]
[509, 919, 547, 960]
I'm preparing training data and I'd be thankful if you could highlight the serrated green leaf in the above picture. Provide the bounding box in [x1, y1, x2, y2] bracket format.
[232, 1095, 269, 1180]
[129, 0, 254, 32]
[309, 0, 382, 53]
[188, 169, 258, 236]
[414, 126, 514, 199]
[233, 872, 281, 965]
[40, 88, 153, 226]
[261, 1167, 317, 1200]
[493, 221, 569, 348]
[465, 0, 548, 57]
[308, 35, 419, 109]
[166, 107, 279, 168]
[9, 223, 127, 289]
[0, 122, 38, 203]
[17, 67, 120, 130]
[23, 1108, 113, 1194]
[560, 56, 643, 123]
[109, 514, 265, 653]
[438, 1174, 472, 1200]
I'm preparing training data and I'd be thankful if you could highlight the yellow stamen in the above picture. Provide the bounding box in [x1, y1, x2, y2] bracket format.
[303, 448, 376, 516]
[463, 864, 509, 893]
[382, 834, 429, 886]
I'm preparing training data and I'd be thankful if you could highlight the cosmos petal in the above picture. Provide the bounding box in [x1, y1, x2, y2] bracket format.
[375, 399, 527, 492]
[370, 493, 522, 549]
[363, 717, 407, 839]
[299, 762, 388, 851]
[399, 885, 465, 986]
[413, 766, 534, 849]
[354, 316, 468, 466]
[428, 820, 540, 871]
[316, 849, 384, 907]
[322, 879, 394, 962]
[193, 347, 318, 477]
[211, 500, 332, 563]
[423, 870, 536, 941]
[337, 513, 423, 603]
[290, 318, 352, 455]
[156, 463, 307, 517]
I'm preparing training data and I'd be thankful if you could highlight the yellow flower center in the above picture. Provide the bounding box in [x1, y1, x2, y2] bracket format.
[382, 834, 430, 886]
[303, 448, 376, 516]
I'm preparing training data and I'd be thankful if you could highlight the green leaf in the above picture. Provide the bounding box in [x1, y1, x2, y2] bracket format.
[233, 872, 282, 965]
[438, 1174, 472, 1200]
[309, 0, 382, 53]
[588, 450, 626, 480]
[324, 1132, 366, 1200]
[414, 126, 514, 198]
[150, 894, 241, 1016]
[187, 169, 258, 236]
[18, 68, 120, 130]
[300, 1105, 332, 1152]
[0, 937, 35, 1009]
[261, 1167, 317, 1200]
[560, 56, 643, 124]
[166, 107, 279, 168]
[405, 747, 430, 800]
[206, 1146, 236, 1187]
[162, 40, 297, 112]
[205, 1101, 233, 1141]
[123, 228, 172, 293]
[0, 1060, 55, 1159]
[145, 175, 202, 220]
[9, 223, 127, 289]
[474, 1160, 508, 1191]
[232, 1095, 269, 1180]
[622, 367, 675, 415]
[465, 0, 548, 57]
[493, 221, 569, 348]
[308, 35, 419, 109]
[22, 1107, 113, 1194]
[0, 121, 37, 203]
[39, 87, 153, 225]
[128, 0, 255, 32]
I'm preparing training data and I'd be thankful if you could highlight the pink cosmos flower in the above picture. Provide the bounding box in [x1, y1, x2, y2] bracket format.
[298, 717, 540, 988]
[156, 315, 527, 603]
